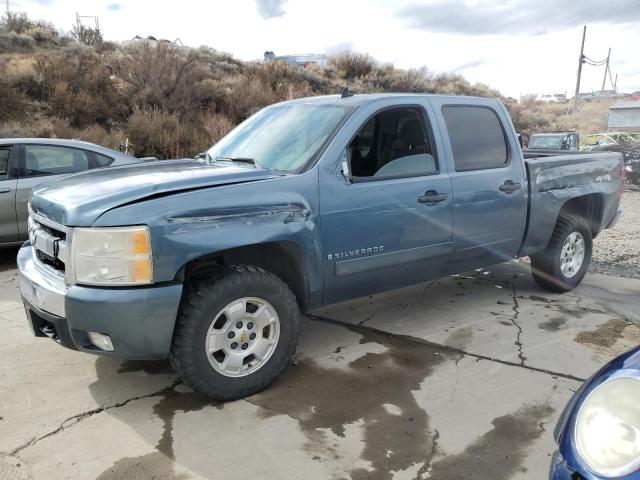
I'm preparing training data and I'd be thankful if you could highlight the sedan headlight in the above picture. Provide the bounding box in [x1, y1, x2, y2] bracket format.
[626, 165, 634, 172]
[71, 226, 153, 286]
[575, 376, 640, 477]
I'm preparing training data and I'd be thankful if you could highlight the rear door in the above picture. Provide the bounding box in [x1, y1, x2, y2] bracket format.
[16, 144, 92, 238]
[429, 98, 528, 273]
[0, 145, 18, 244]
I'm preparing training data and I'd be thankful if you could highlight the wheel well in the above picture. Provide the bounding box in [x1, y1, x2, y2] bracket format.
[559, 194, 604, 237]
[177, 242, 309, 311]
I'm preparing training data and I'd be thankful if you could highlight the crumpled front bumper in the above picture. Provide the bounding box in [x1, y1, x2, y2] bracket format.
[18, 244, 183, 359]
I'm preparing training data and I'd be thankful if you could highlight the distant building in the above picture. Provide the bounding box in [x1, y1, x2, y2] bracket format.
[263, 51, 327, 68]
[122, 35, 184, 48]
[608, 101, 640, 130]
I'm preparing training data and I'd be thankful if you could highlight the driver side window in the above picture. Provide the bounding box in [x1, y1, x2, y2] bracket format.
[348, 107, 437, 180]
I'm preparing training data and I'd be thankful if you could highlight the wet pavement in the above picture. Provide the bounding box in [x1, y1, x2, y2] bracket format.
[1, 190, 640, 480]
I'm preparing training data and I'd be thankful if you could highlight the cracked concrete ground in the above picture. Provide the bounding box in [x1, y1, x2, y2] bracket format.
[1, 202, 640, 479]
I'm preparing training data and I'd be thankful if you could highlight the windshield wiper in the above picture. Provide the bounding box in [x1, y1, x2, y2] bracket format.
[214, 156, 257, 166]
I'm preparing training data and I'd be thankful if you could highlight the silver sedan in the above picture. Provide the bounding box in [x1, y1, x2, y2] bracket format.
[0, 138, 144, 247]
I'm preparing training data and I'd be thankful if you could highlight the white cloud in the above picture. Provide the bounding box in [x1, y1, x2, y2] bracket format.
[254, 0, 287, 19]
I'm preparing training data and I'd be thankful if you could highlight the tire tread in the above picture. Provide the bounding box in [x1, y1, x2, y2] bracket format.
[530, 214, 592, 293]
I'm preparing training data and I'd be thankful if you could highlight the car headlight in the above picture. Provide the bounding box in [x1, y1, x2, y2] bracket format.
[71, 226, 153, 286]
[626, 165, 634, 172]
[574, 376, 640, 477]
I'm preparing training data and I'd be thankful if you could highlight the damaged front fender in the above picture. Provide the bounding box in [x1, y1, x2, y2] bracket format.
[93, 171, 325, 309]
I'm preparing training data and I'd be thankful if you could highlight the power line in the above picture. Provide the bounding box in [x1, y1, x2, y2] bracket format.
[583, 56, 608, 66]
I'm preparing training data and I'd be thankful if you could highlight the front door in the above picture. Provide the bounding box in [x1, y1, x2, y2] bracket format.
[320, 104, 453, 305]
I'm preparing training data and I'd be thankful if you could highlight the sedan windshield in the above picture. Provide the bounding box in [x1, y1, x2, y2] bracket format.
[207, 103, 352, 173]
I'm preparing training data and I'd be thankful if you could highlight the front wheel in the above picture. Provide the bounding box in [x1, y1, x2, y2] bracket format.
[170, 265, 301, 400]
[530, 214, 593, 293]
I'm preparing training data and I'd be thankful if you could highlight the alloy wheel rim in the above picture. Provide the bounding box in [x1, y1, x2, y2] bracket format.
[205, 297, 280, 377]
[560, 231, 585, 279]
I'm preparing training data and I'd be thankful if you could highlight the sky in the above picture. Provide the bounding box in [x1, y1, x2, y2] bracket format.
[9, 0, 640, 98]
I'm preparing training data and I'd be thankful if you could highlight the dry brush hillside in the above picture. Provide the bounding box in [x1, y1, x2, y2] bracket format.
[0, 11, 611, 158]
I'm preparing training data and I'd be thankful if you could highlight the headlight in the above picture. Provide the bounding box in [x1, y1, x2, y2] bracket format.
[574, 376, 640, 477]
[626, 165, 634, 172]
[71, 226, 153, 286]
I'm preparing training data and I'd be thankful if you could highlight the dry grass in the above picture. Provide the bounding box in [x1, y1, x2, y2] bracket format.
[126, 107, 207, 159]
[508, 98, 614, 139]
[202, 113, 235, 145]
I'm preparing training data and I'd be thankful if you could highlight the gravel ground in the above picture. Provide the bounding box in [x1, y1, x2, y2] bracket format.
[590, 185, 640, 279]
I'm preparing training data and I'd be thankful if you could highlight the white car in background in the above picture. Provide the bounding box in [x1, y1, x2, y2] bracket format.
[537, 93, 569, 103]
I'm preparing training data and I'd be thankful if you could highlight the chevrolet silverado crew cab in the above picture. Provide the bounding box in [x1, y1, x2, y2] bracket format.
[18, 94, 623, 400]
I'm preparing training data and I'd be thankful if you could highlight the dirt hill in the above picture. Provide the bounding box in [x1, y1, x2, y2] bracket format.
[0, 11, 612, 158]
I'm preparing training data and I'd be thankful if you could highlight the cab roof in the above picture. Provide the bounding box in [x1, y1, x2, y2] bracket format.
[278, 93, 497, 108]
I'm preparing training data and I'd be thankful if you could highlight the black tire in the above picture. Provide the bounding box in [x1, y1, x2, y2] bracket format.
[170, 265, 301, 401]
[530, 214, 593, 293]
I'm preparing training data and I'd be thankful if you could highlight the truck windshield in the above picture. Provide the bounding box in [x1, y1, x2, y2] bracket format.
[529, 136, 563, 149]
[206, 104, 352, 173]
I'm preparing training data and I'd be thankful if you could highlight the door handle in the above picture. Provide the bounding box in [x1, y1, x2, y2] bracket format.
[418, 190, 448, 204]
[499, 180, 522, 194]
[0, 188, 11, 194]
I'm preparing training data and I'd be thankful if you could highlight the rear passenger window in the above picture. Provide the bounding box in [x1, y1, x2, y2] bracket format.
[348, 107, 437, 179]
[442, 106, 508, 171]
[91, 152, 115, 168]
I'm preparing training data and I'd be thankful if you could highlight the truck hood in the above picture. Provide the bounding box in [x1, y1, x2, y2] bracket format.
[30, 160, 281, 226]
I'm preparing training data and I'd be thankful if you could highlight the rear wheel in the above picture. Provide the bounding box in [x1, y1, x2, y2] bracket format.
[530, 214, 592, 293]
[170, 265, 301, 400]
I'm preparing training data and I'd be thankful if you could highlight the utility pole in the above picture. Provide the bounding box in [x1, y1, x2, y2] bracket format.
[601, 47, 611, 93]
[613, 73, 618, 92]
[573, 25, 586, 113]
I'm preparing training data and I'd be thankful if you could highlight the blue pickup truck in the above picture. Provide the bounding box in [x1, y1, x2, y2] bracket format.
[18, 94, 623, 400]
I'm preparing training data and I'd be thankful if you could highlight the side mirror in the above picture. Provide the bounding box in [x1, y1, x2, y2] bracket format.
[339, 149, 352, 183]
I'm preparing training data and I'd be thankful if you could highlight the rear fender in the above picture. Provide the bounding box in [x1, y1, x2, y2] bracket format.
[520, 153, 622, 256]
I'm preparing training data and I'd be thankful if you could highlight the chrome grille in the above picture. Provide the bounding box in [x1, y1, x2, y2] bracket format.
[28, 207, 70, 275]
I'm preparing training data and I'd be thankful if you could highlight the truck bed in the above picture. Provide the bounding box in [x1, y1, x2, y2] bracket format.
[519, 151, 623, 256]
[522, 149, 584, 158]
